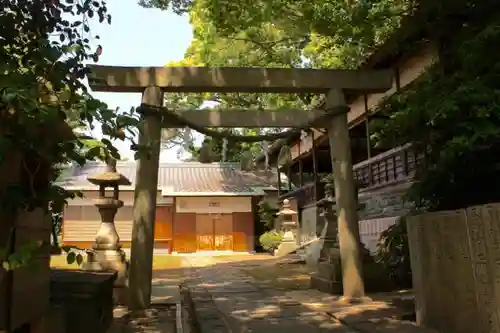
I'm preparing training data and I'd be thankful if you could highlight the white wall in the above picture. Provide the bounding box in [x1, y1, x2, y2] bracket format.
[175, 196, 252, 214]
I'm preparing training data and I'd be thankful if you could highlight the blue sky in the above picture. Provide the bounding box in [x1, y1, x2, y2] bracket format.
[86, 0, 195, 162]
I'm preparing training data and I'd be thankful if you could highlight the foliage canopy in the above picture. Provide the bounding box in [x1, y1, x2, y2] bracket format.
[371, 14, 500, 211]
[147, 0, 500, 211]
[0, 0, 139, 269]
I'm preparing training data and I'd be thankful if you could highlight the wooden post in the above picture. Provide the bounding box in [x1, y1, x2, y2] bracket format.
[298, 159, 303, 187]
[312, 135, 318, 201]
[128, 86, 163, 310]
[325, 89, 366, 300]
[287, 164, 292, 191]
[363, 95, 372, 159]
[277, 164, 282, 197]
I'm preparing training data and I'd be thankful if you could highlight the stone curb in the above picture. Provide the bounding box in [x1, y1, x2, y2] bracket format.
[179, 285, 200, 333]
[176, 301, 184, 333]
[179, 284, 230, 333]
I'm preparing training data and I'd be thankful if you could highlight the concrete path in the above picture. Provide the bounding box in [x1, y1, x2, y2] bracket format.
[150, 254, 269, 304]
[178, 256, 356, 333]
[151, 274, 183, 304]
[152, 255, 438, 333]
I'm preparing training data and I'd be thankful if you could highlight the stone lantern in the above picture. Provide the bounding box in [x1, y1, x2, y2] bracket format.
[84, 158, 131, 304]
[274, 198, 297, 257]
[316, 181, 338, 245]
[310, 179, 374, 295]
[309, 180, 343, 294]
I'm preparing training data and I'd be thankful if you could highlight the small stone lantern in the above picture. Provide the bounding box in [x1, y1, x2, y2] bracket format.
[317, 181, 338, 246]
[310, 180, 343, 294]
[310, 179, 374, 295]
[274, 198, 298, 257]
[84, 158, 131, 304]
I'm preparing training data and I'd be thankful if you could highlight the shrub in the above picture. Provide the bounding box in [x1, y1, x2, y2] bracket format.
[259, 230, 283, 252]
[375, 216, 412, 288]
[257, 200, 278, 230]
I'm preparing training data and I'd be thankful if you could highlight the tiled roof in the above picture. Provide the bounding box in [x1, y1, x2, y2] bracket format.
[57, 161, 279, 195]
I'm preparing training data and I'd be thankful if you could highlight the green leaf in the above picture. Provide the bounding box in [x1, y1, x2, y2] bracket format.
[86, 146, 103, 159]
[80, 138, 105, 148]
[66, 252, 76, 264]
[76, 254, 84, 266]
[2, 261, 11, 271]
[61, 245, 73, 253]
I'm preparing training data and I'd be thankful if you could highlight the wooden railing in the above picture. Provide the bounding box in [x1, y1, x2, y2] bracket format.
[353, 144, 422, 190]
[278, 144, 420, 206]
[279, 183, 313, 206]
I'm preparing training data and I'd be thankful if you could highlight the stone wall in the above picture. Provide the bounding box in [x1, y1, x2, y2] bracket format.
[298, 204, 319, 244]
[298, 181, 412, 250]
[407, 203, 500, 333]
[358, 217, 398, 254]
[358, 181, 413, 221]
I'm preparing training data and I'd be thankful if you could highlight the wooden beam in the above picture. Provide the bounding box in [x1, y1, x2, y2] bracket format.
[87, 65, 393, 93]
[167, 109, 328, 128]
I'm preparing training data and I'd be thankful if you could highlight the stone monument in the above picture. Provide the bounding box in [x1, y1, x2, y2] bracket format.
[274, 199, 298, 257]
[84, 158, 131, 304]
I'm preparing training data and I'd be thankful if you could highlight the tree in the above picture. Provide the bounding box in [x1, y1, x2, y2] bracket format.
[141, 0, 409, 68]
[1, 0, 139, 269]
[147, 0, 500, 213]
[144, 0, 414, 162]
[158, 0, 312, 161]
[371, 8, 500, 211]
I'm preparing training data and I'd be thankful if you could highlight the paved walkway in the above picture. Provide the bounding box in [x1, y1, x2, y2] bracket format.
[151, 255, 438, 333]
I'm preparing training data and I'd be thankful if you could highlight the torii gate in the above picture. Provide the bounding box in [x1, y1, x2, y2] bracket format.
[87, 65, 393, 310]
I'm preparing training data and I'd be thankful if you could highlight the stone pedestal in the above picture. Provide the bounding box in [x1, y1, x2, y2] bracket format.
[50, 269, 117, 333]
[83, 158, 131, 305]
[309, 181, 393, 297]
[275, 230, 297, 257]
[85, 248, 129, 304]
[310, 248, 343, 294]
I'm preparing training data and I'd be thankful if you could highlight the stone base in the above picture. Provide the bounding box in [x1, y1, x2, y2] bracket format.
[309, 274, 343, 294]
[337, 296, 373, 304]
[50, 269, 117, 333]
[275, 239, 298, 257]
[84, 248, 129, 306]
[309, 238, 396, 296]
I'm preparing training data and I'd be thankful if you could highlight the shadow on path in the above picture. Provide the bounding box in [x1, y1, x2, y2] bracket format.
[152, 255, 438, 333]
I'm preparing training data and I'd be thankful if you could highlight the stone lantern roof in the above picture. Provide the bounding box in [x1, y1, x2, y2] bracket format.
[277, 198, 296, 216]
[86, 158, 131, 187]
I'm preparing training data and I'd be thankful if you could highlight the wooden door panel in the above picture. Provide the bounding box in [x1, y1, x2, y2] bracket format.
[154, 206, 173, 241]
[214, 214, 233, 251]
[173, 213, 197, 253]
[233, 212, 254, 252]
[196, 214, 214, 251]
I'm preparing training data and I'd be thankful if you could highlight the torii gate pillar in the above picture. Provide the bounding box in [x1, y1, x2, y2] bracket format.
[128, 86, 163, 310]
[326, 89, 366, 301]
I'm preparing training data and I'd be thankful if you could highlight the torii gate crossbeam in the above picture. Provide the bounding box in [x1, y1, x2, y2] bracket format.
[87, 65, 393, 310]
